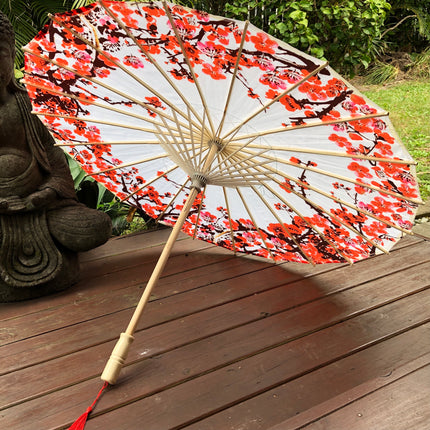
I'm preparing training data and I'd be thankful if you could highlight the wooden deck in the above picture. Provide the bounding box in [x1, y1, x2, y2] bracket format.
[1, 227, 430, 430]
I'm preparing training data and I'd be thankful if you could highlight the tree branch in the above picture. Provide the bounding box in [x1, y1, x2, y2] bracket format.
[381, 15, 416, 39]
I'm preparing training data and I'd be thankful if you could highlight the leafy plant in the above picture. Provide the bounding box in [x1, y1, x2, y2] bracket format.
[408, 48, 430, 79]
[66, 154, 150, 235]
[224, 0, 390, 75]
[364, 61, 399, 84]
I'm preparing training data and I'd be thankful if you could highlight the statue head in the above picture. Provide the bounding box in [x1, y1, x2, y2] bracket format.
[0, 10, 23, 93]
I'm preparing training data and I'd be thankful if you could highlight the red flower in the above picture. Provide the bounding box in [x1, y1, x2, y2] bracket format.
[202, 63, 226, 80]
[279, 95, 300, 111]
[350, 94, 366, 105]
[348, 162, 372, 178]
[250, 32, 277, 54]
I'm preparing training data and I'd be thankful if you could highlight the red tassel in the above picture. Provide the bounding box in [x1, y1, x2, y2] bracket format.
[68, 382, 109, 430]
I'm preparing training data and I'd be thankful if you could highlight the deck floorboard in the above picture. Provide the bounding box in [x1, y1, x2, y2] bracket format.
[0, 230, 428, 430]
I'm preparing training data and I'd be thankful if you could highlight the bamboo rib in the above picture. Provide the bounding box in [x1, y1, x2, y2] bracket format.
[158, 111, 196, 172]
[22, 76, 187, 135]
[229, 143, 417, 165]
[157, 133, 208, 176]
[33, 111, 159, 134]
[155, 178, 190, 223]
[120, 164, 179, 202]
[187, 107, 198, 170]
[208, 153, 269, 185]
[209, 136, 260, 174]
[258, 173, 389, 255]
[227, 111, 389, 142]
[163, 1, 216, 136]
[192, 185, 207, 240]
[86, 152, 169, 176]
[235, 188, 277, 262]
[239, 148, 422, 204]
[222, 187, 237, 255]
[154, 124, 195, 177]
[257, 180, 355, 264]
[216, 20, 250, 139]
[97, 0, 207, 131]
[46, 13, 204, 133]
[263, 162, 414, 235]
[250, 185, 315, 265]
[198, 110, 208, 167]
[55, 140, 162, 146]
[226, 153, 355, 262]
[221, 61, 329, 141]
[209, 147, 272, 185]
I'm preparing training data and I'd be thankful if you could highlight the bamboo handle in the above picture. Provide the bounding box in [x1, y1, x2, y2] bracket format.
[100, 144, 219, 385]
[101, 332, 134, 384]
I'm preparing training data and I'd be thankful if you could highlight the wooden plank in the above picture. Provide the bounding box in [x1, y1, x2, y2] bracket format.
[268, 353, 430, 430]
[2, 238, 429, 379]
[0, 233, 228, 323]
[2, 236, 428, 349]
[0, 232, 422, 324]
[300, 363, 430, 430]
[82, 298, 430, 429]
[1, 266, 429, 429]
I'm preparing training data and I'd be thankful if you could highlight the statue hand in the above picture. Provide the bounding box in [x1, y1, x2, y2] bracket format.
[0, 196, 26, 213]
[25, 188, 57, 210]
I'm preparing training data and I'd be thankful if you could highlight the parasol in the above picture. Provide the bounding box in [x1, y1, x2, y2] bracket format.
[22, 0, 421, 426]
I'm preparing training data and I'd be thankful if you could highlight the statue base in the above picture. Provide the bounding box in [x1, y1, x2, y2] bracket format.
[0, 249, 79, 302]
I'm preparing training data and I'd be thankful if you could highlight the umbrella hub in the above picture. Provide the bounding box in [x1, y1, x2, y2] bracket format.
[207, 137, 224, 152]
[190, 173, 208, 192]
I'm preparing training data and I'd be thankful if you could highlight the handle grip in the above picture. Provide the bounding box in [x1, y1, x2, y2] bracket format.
[101, 332, 134, 385]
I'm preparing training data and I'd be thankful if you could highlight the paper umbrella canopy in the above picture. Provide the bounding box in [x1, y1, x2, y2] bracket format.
[23, 0, 421, 267]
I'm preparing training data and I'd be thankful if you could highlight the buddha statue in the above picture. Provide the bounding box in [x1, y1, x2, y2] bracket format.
[0, 11, 112, 301]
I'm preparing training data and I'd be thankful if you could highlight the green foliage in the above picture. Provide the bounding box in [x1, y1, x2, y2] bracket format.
[66, 154, 152, 235]
[223, 0, 390, 75]
[408, 49, 430, 79]
[1, 0, 67, 68]
[364, 61, 399, 84]
[383, 0, 430, 52]
[362, 80, 430, 199]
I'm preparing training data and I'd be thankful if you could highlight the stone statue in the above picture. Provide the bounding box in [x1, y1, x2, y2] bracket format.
[0, 11, 112, 301]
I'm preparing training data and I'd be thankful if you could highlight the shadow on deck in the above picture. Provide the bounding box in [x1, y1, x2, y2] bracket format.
[1, 228, 429, 430]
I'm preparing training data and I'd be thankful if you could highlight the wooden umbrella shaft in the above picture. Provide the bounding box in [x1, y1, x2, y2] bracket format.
[101, 144, 218, 385]
[100, 186, 199, 384]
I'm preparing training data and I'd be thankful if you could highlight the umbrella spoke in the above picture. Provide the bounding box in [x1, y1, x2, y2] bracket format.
[170, 109, 195, 170]
[231, 143, 417, 165]
[120, 164, 179, 203]
[235, 188, 277, 262]
[54, 140, 162, 146]
[228, 155, 355, 262]
[35, 111, 160, 134]
[86, 152, 170, 176]
[155, 118, 195, 175]
[228, 112, 388, 142]
[156, 178, 191, 223]
[23, 75, 190, 137]
[192, 185, 207, 240]
[163, 1, 216, 136]
[222, 187, 237, 254]
[257, 181, 355, 264]
[249, 185, 315, 264]
[221, 61, 328, 141]
[240, 148, 422, 204]
[216, 20, 250, 139]
[264, 163, 413, 235]
[44, 13, 203, 132]
[97, 0, 207, 131]
[259, 176, 388, 255]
